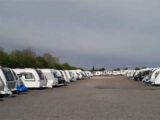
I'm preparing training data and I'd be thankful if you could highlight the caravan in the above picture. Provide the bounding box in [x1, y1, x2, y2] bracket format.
[51, 69, 67, 86]
[60, 70, 70, 83]
[40, 69, 59, 88]
[0, 67, 17, 95]
[84, 71, 93, 78]
[64, 70, 72, 82]
[11, 69, 28, 93]
[0, 77, 5, 96]
[133, 68, 152, 81]
[147, 68, 160, 85]
[69, 70, 79, 81]
[13, 68, 47, 88]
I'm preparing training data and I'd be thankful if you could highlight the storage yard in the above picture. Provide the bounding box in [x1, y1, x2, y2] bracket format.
[1, 76, 160, 120]
[1, 0, 160, 119]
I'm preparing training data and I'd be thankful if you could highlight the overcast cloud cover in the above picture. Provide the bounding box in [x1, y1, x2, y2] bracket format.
[0, 0, 160, 69]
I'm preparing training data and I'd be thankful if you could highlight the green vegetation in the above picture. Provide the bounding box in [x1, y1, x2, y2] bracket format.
[0, 48, 80, 70]
[135, 67, 146, 70]
[113, 68, 121, 71]
[122, 67, 128, 70]
[90, 66, 106, 71]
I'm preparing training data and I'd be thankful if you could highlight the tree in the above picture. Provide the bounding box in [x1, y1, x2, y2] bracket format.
[0, 47, 78, 69]
[123, 67, 128, 70]
[36, 56, 49, 68]
[0, 47, 10, 67]
[52, 63, 64, 70]
[9, 49, 37, 68]
[114, 68, 121, 71]
[135, 67, 146, 70]
[135, 67, 140, 70]
[42, 53, 59, 68]
[99, 68, 106, 71]
[62, 63, 77, 70]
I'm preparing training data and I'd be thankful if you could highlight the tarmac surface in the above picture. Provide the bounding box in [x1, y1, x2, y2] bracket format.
[1, 76, 160, 120]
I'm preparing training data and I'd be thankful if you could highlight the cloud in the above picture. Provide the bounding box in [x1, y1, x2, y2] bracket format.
[0, 0, 160, 68]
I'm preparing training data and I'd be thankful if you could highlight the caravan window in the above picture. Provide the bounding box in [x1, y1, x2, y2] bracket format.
[36, 70, 45, 80]
[60, 71, 64, 77]
[2, 68, 14, 81]
[12, 71, 18, 80]
[155, 72, 159, 79]
[25, 73, 34, 79]
[53, 72, 58, 78]
[53, 72, 62, 78]
[18, 72, 35, 81]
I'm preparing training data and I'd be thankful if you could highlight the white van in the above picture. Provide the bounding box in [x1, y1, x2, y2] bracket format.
[0, 67, 17, 95]
[40, 69, 58, 88]
[13, 68, 47, 88]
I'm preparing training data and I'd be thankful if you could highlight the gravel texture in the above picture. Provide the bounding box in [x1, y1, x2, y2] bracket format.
[1, 76, 160, 120]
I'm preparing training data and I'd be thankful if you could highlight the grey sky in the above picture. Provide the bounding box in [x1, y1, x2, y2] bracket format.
[0, 0, 160, 69]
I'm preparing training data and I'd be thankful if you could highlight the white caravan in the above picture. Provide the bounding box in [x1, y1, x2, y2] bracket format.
[69, 70, 78, 81]
[94, 71, 103, 76]
[75, 70, 83, 80]
[64, 70, 72, 82]
[0, 67, 17, 95]
[69, 70, 83, 80]
[84, 71, 93, 78]
[13, 68, 47, 88]
[0, 77, 5, 95]
[68, 71, 75, 81]
[133, 68, 153, 81]
[40, 69, 58, 88]
[125, 70, 136, 78]
[148, 68, 160, 85]
[107, 71, 113, 75]
[103, 71, 108, 76]
[11, 69, 28, 93]
[112, 71, 121, 76]
[60, 70, 70, 83]
[51, 69, 67, 86]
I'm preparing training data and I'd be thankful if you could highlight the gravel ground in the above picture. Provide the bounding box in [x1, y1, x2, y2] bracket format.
[1, 76, 160, 120]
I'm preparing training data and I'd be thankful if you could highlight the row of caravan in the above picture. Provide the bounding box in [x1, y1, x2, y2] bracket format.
[93, 71, 122, 76]
[0, 67, 93, 96]
[123, 68, 160, 85]
[93, 68, 160, 86]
